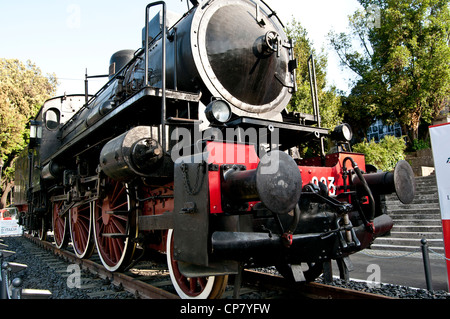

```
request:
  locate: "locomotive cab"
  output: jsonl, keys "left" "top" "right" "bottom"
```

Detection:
{"left": 36, "top": 95, "right": 86, "bottom": 162}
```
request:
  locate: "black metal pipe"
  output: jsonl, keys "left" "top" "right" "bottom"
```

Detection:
{"left": 211, "top": 230, "right": 335, "bottom": 263}
{"left": 221, "top": 167, "right": 259, "bottom": 202}
{"left": 421, "top": 238, "right": 433, "bottom": 291}
{"left": 1, "top": 262, "right": 7, "bottom": 299}
{"left": 353, "top": 214, "right": 394, "bottom": 250}
{"left": 307, "top": 55, "right": 320, "bottom": 127}
{"left": 352, "top": 171, "right": 395, "bottom": 195}
{"left": 352, "top": 160, "right": 416, "bottom": 205}
{"left": 212, "top": 231, "right": 282, "bottom": 255}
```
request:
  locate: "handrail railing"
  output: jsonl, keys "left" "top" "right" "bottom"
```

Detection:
{"left": 307, "top": 54, "right": 320, "bottom": 127}
{"left": 307, "top": 54, "right": 325, "bottom": 157}
{"left": 145, "top": 1, "right": 167, "bottom": 153}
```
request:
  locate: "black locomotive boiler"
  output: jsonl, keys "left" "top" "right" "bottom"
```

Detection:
{"left": 14, "top": 0, "right": 416, "bottom": 299}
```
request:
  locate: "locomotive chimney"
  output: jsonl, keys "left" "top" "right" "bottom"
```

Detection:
{"left": 109, "top": 50, "right": 135, "bottom": 80}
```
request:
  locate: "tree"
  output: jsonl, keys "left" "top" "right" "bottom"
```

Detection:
{"left": 352, "top": 135, "right": 406, "bottom": 171}
{"left": 285, "top": 19, "right": 343, "bottom": 130}
{"left": 0, "top": 59, "right": 57, "bottom": 207}
{"left": 329, "top": 0, "right": 450, "bottom": 144}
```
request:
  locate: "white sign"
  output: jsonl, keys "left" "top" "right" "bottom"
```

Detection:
{"left": 0, "top": 220, "right": 23, "bottom": 237}
{"left": 430, "top": 123, "right": 450, "bottom": 220}
{"left": 430, "top": 122, "right": 450, "bottom": 291}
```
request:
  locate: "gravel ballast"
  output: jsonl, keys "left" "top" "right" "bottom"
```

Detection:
{"left": 1, "top": 236, "right": 134, "bottom": 299}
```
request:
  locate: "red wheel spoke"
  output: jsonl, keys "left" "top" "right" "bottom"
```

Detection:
{"left": 75, "top": 224, "right": 87, "bottom": 248}
{"left": 78, "top": 218, "right": 89, "bottom": 233}
{"left": 189, "top": 278, "right": 197, "bottom": 294}
{"left": 93, "top": 178, "right": 135, "bottom": 271}
{"left": 110, "top": 183, "right": 125, "bottom": 207}
{"left": 69, "top": 202, "right": 94, "bottom": 258}
{"left": 111, "top": 217, "right": 126, "bottom": 234}
{"left": 198, "top": 278, "right": 207, "bottom": 290}
{"left": 109, "top": 200, "right": 127, "bottom": 212}
{"left": 110, "top": 237, "right": 123, "bottom": 263}
{"left": 52, "top": 201, "right": 68, "bottom": 249}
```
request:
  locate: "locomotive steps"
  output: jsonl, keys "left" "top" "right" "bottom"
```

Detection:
{"left": 371, "top": 175, "right": 445, "bottom": 253}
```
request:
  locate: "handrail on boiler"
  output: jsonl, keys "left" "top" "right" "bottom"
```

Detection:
{"left": 145, "top": 1, "right": 167, "bottom": 153}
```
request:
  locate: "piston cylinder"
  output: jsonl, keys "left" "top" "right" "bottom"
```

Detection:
{"left": 99, "top": 126, "right": 163, "bottom": 181}
{"left": 41, "top": 161, "right": 63, "bottom": 180}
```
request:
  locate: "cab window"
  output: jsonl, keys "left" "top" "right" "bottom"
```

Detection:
{"left": 44, "top": 108, "right": 61, "bottom": 130}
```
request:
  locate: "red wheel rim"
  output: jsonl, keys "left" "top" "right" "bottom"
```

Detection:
{"left": 52, "top": 201, "right": 68, "bottom": 249}
{"left": 93, "top": 178, "right": 136, "bottom": 271}
{"left": 70, "top": 202, "right": 94, "bottom": 258}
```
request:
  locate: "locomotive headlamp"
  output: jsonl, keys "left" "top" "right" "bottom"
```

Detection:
{"left": 205, "top": 100, "right": 232, "bottom": 124}
{"left": 29, "top": 120, "right": 42, "bottom": 148}
{"left": 30, "top": 120, "right": 42, "bottom": 139}
{"left": 331, "top": 123, "right": 353, "bottom": 142}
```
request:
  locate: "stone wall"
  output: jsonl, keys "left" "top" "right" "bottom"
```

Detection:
{"left": 405, "top": 148, "right": 435, "bottom": 176}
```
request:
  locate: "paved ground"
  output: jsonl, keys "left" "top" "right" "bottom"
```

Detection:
{"left": 332, "top": 249, "right": 449, "bottom": 292}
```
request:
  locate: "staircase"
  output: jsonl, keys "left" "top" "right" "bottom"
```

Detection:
{"left": 371, "top": 175, "right": 444, "bottom": 253}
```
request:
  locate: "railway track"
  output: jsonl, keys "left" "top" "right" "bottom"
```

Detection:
{"left": 14, "top": 234, "right": 393, "bottom": 300}
{"left": 23, "top": 233, "right": 178, "bottom": 299}
{"left": 241, "top": 269, "right": 395, "bottom": 299}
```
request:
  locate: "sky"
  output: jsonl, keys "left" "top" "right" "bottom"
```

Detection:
{"left": 0, "top": 0, "right": 362, "bottom": 97}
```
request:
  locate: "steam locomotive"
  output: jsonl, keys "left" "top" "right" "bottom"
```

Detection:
{"left": 14, "top": 0, "right": 416, "bottom": 299}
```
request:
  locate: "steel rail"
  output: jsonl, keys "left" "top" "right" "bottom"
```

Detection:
{"left": 242, "top": 269, "right": 396, "bottom": 300}
{"left": 25, "top": 233, "right": 179, "bottom": 299}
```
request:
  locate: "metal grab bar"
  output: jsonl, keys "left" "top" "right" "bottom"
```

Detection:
{"left": 307, "top": 54, "right": 320, "bottom": 127}
{"left": 145, "top": 1, "right": 167, "bottom": 152}
{"left": 308, "top": 54, "right": 326, "bottom": 157}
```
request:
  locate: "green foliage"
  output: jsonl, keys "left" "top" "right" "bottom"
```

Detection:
{"left": 329, "top": 0, "right": 450, "bottom": 144}
{"left": 410, "top": 138, "right": 431, "bottom": 152}
{"left": 352, "top": 135, "right": 407, "bottom": 171}
{"left": 285, "top": 18, "right": 343, "bottom": 130}
{"left": 0, "top": 58, "right": 57, "bottom": 188}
